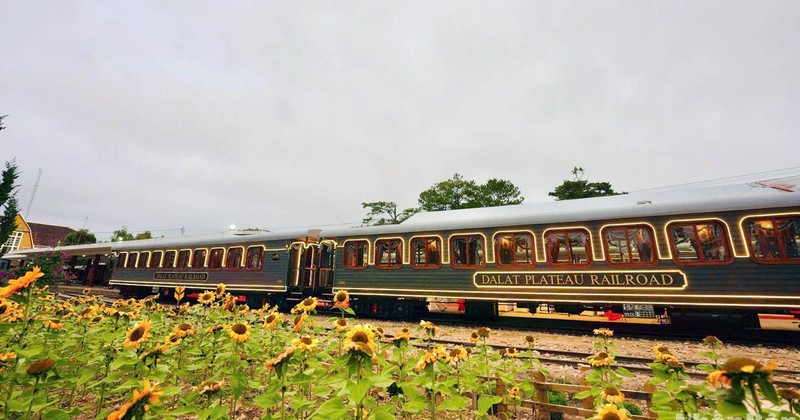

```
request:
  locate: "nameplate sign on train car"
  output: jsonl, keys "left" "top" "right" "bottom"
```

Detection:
{"left": 153, "top": 272, "right": 209, "bottom": 281}
{"left": 473, "top": 270, "right": 687, "bottom": 289}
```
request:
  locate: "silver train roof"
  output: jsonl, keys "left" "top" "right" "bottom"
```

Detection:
{"left": 6, "top": 171, "right": 799, "bottom": 257}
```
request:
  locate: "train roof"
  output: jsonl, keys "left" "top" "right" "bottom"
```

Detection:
{"left": 5, "top": 171, "right": 799, "bottom": 258}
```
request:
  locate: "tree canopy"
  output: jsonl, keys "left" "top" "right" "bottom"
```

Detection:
{"left": 548, "top": 167, "right": 622, "bottom": 200}
{"left": 61, "top": 229, "right": 97, "bottom": 246}
{"left": 361, "top": 174, "right": 524, "bottom": 226}
{"left": 0, "top": 161, "right": 20, "bottom": 257}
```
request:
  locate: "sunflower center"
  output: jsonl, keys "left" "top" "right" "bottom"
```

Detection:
{"left": 0, "top": 305, "right": 7, "bottom": 315}
{"left": 179, "top": 323, "right": 192, "bottom": 331}
{"left": 352, "top": 331, "right": 369, "bottom": 344}
{"left": 232, "top": 323, "right": 247, "bottom": 334}
{"left": 302, "top": 298, "right": 314, "bottom": 306}
{"left": 266, "top": 315, "right": 276, "bottom": 323}
{"left": 130, "top": 326, "right": 145, "bottom": 341}
{"left": 605, "top": 388, "right": 620, "bottom": 396}
{"left": 601, "top": 413, "right": 621, "bottom": 420}
{"left": 301, "top": 337, "right": 313, "bottom": 345}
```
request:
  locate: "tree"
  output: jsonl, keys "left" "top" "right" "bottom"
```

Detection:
{"left": 111, "top": 227, "right": 134, "bottom": 242}
{"left": 0, "top": 115, "right": 6, "bottom": 132}
{"left": 361, "top": 201, "right": 419, "bottom": 226}
{"left": 134, "top": 231, "right": 153, "bottom": 240}
{"left": 548, "top": 167, "right": 622, "bottom": 200}
{"left": 0, "top": 161, "right": 20, "bottom": 257}
{"left": 61, "top": 229, "right": 97, "bottom": 246}
{"left": 418, "top": 173, "right": 524, "bottom": 211}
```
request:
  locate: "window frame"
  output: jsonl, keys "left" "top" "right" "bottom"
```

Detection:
{"left": 742, "top": 215, "right": 800, "bottom": 265}
{"left": 149, "top": 251, "right": 163, "bottom": 270}
{"left": 208, "top": 248, "right": 225, "bottom": 271}
{"left": 493, "top": 231, "right": 535, "bottom": 269}
{"left": 126, "top": 252, "right": 138, "bottom": 269}
{"left": 374, "top": 238, "right": 403, "bottom": 270}
{"left": 449, "top": 234, "right": 486, "bottom": 270}
{"left": 245, "top": 246, "right": 265, "bottom": 271}
{"left": 191, "top": 249, "right": 207, "bottom": 270}
{"left": 162, "top": 250, "right": 176, "bottom": 270}
{"left": 226, "top": 246, "right": 244, "bottom": 270}
{"left": 543, "top": 228, "right": 594, "bottom": 268}
{"left": 116, "top": 252, "right": 128, "bottom": 269}
{"left": 342, "top": 240, "right": 369, "bottom": 270}
{"left": 601, "top": 224, "right": 659, "bottom": 267}
{"left": 410, "top": 236, "right": 442, "bottom": 270}
{"left": 136, "top": 251, "right": 150, "bottom": 269}
{"left": 176, "top": 249, "right": 191, "bottom": 270}
{"left": 666, "top": 220, "right": 734, "bottom": 266}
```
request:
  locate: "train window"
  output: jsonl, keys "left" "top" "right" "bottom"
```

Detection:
{"left": 450, "top": 234, "right": 485, "bottom": 269}
{"left": 545, "top": 229, "right": 593, "bottom": 267}
{"left": 668, "top": 221, "right": 732, "bottom": 265}
{"left": 116, "top": 253, "right": 127, "bottom": 269}
{"left": 126, "top": 252, "right": 138, "bottom": 269}
{"left": 226, "top": 247, "right": 243, "bottom": 270}
{"left": 494, "top": 232, "right": 534, "bottom": 268}
{"left": 411, "top": 237, "right": 442, "bottom": 269}
{"left": 246, "top": 246, "right": 264, "bottom": 270}
{"left": 343, "top": 240, "right": 369, "bottom": 269}
{"left": 162, "top": 251, "right": 176, "bottom": 269}
{"left": 176, "top": 250, "right": 190, "bottom": 269}
{"left": 191, "top": 249, "right": 207, "bottom": 269}
{"left": 744, "top": 216, "right": 800, "bottom": 264}
{"left": 602, "top": 225, "right": 658, "bottom": 266}
{"left": 137, "top": 252, "right": 150, "bottom": 269}
{"left": 150, "top": 251, "right": 163, "bottom": 269}
{"left": 208, "top": 248, "right": 224, "bottom": 270}
{"left": 375, "top": 239, "right": 403, "bottom": 270}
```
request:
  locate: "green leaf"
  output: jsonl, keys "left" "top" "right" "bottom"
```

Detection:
{"left": 370, "top": 408, "right": 396, "bottom": 420}
{"left": 615, "top": 366, "right": 634, "bottom": 378}
{"left": 477, "top": 395, "right": 503, "bottom": 414}
{"left": 403, "top": 395, "right": 428, "bottom": 413}
{"left": 371, "top": 373, "right": 395, "bottom": 388}
{"left": 573, "top": 389, "right": 595, "bottom": 400}
{"left": 438, "top": 395, "right": 469, "bottom": 411}
{"left": 348, "top": 378, "right": 373, "bottom": 404}
{"left": 41, "top": 408, "right": 70, "bottom": 420}
{"left": 310, "top": 398, "right": 349, "bottom": 419}
{"left": 716, "top": 399, "right": 748, "bottom": 418}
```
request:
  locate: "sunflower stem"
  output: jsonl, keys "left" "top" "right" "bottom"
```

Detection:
{"left": 24, "top": 376, "right": 40, "bottom": 420}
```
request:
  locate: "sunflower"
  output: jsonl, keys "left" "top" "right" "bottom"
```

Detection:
{"left": 469, "top": 331, "right": 481, "bottom": 343}
{"left": 394, "top": 327, "right": 411, "bottom": 341}
{"left": 702, "top": 335, "right": 722, "bottom": 345}
{"left": 108, "top": 379, "right": 162, "bottom": 420}
{"left": 198, "top": 379, "right": 225, "bottom": 395}
{"left": 595, "top": 403, "right": 630, "bottom": 420}
{"left": 197, "top": 291, "right": 215, "bottom": 305}
{"left": 593, "top": 328, "right": 613, "bottom": 337}
{"left": 265, "top": 347, "right": 296, "bottom": 370}
{"left": 292, "top": 313, "right": 308, "bottom": 333}
{"left": 140, "top": 344, "right": 169, "bottom": 360}
{"left": 334, "top": 317, "right": 348, "bottom": 332}
{"left": 261, "top": 313, "right": 282, "bottom": 330}
{"left": 26, "top": 358, "right": 56, "bottom": 376}
{"left": 445, "top": 346, "right": 468, "bottom": 364}
{"left": 373, "top": 326, "right": 385, "bottom": 339}
{"left": 589, "top": 351, "right": 614, "bottom": 367}
{"left": 165, "top": 332, "right": 183, "bottom": 346}
{"left": 124, "top": 319, "right": 153, "bottom": 349}
{"left": 778, "top": 388, "right": 800, "bottom": 402}
{"left": 524, "top": 335, "right": 535, "bottom": 347}
{"left": 0, "top": 267, "right": 45, "bottom": 298}
{"left": 652, "top": 345, "right": 674, "bottom": 362}
{"left": 227, "top": 322, "right": 251, "bottom": 343}
{"left": 345, "top": 324, "right": 376, "bottom": 357}
{"left": 0, "top": 299, "right": 18, "bottom": 318}
{"left": 82, "top": 288, "right": 91, "bottom": 295}
{"left": 295, "top": 297, "right": 318, "bottom": 313}
{"left": 706, "top": 370, "right": 730, "bottom": 387}
{"left": 173, "top": 322, "right": 196, "bottom": 338}
{"left": 414, "top": 347, "right": 445, "bottom": 372}
{"left": 333, "top": 290, "right": 350, "bottom": 308}
{"left": 39, "top": 294, "right": 54, "bottom": 302}
{"left": 503, "top": 347, "right": 519, "bottom": 358}
{"left": 601, "top": 387, "right": 625, "bottom": 404}
{"left": 476, "top": 326, "right": 491, "bottom": 338}
{"left": 0, "top": 352, "right": 16, "bottom": 362}
{"left": 292, "top": 336, "right": 319, "bottom": 352}
{"left": 174, "top": 286, "right": 185, "bottom": 302}
{"left": 215, "top": 283, "right": 226, "bottom": 298}
{"left": 507, "top": 387, "right": 521, "bottom": 400}
{"left": 205, "top": 324, "right": 224, "bottom": 334}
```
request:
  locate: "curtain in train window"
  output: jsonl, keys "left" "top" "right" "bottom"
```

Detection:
{"left": 246, "top": 247, "right": 264, "bottom": 270}
{"left": 116, "top": 253, "right": 127, "bottom": 269}
{"left": 162, "top": 251, "right": 176, "bottom": 269}
{"left": 451, "top": 235, "right": 484, "bottom": 268}
{"left": 603, "top": 226, "right": 656, "bottom": 265}
{"left": 137, "top": 252, "right": 150, "bottom": 269}
{"left": 545, "top": 230, "right": 592, "bottom": 266}
{"left": 669, "top": 222, "right": 731, "bottom": 264}
{"left": 343, "top": 241, "right": 368, "bottom": 269}
{"left": 411, "top": 237, "right": 441, "bottom": 268}
{"left": 126, "top": 252, "right": 138, "bottom": 269}
{"left": 208, "top": 248, "right": 224, "bottom": 269}
{"left": 191, "top": 249, "right": 207, "bottom": 269}
{"left": 176, "top": 250, "right": 190, "bottom": 269}
{"left": 375, "top": 239, "right": 403, "bottom": 269}
{"left": 746, "top": 217, "right": 800, "bottom": 262}
{"left": 149, "top": 251, "right": 162, "bottom": 269}
{"left": 226, "top": 247, "right": 243, "bottom": 269}
{"left": 495, "top": 232, "right": 533, "bottom": 267}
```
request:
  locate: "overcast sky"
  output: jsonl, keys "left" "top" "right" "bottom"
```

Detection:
{"left": 2, "top": 1, "right": 799, "bottom": 241}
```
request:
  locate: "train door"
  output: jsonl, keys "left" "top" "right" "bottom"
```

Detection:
{"left": 286, "top": 239, "right": 335, "bottom": 296}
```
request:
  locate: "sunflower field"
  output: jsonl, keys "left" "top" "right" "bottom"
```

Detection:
{"left": 1, "top": 267, "right": 799, "bottom": 420}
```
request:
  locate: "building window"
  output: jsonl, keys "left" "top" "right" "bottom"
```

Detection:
{"left": 545, "top": 229, "right": 592, "bottom": 267}
{"left": 162, "top": 251, "right": 176, "bottom": 269}
{"left": 411, "top": 237, "right": 441, "bottom": 269}
{"left": 450, "top": 234, "right": 485, "bottom": 269}
{"left": 602, "top": 225, "right": 657, "bottom": 266}
{"left": 343, "top": 240, "right": 368, "bottom": 269}
{"left": 116, "top": 252, "right": 127, "bottom": 269}
{"left": 246, "top": 246, "right": 264, "bottom": 270}
{"left": 0, "top": 231, "right": 23, "bottom": 255}
{"left": 149, "top": 251, "right": 162, "bottom": 269}
{"left": 375, "top": 239, "right": 403, "bottom": 269}
{"left": 126, "top": 252, "right": 138, "bottom": 269}
{"left": 668, "top": 221, "right": 732, "bottom": 265}
{"left": 494, "top": 232, "right": 534, "bottom": 268}
{"left": 137, "top": 252, "right": 150, "bottom": 269}
{"left": 208, "top": 248, "right": 224, "bottom": 270}
{"left": 226, "top": 247, "right": 243, "bottom": 270}
{"left": 192, "top": 249, "right": 207, "bottom": 269}
{"left": 744, "top": 216, "right": 800, "bottom": 264}
{"left": 176, "top": 250, "right": 190, "bottom": 269}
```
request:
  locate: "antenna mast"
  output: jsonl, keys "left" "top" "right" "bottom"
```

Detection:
{"left": 24, "top": 168, "right": 42, "bottom": 219}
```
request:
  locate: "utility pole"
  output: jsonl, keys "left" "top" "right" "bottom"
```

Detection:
{"left": 25, "top": 168, "right": 42, "bottom": 219}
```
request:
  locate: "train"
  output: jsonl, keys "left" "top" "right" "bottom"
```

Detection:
{"left": 7, "top": 172, "right": 800, "bottom": 328}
